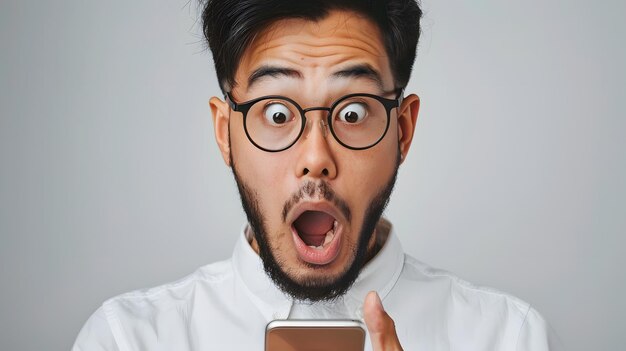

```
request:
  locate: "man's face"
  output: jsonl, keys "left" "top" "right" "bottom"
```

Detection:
{"left": 211, "top": 11, "right": 418, "bottom": 301}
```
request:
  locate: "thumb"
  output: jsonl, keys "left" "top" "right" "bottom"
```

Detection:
{"left": 363, "top": 291, "right": 403, "bottom": 351}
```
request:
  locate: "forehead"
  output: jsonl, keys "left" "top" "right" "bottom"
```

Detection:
{"left": 234, "top": 10, "right": 393, "bottom": 96}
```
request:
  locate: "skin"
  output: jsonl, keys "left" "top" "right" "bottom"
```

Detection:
{"left": 210, "top": 10, "right": 419, "bottom": 350}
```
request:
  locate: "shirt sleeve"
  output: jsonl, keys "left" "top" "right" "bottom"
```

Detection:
{"left": 72, "top": 306, "right": 120, "bottom": 351}
{"left": 516, "top": 306, "right": 565, "bottom": 351}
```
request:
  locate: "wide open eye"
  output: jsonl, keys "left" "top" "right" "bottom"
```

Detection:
{"left": 337, "top": 102, "right": 367, "bottom": 124}
{"left": 263, "top": 102, "right": 294, "bottom": 126}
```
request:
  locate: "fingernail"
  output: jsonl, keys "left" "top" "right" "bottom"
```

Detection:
{"left": 369, "top": 291, "right": 383, "bottom": 309}
{"left": 374, "top": 292, "right": 383, "bottom": 309}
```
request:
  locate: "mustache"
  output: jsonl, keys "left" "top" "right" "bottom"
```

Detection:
{"left": 282, "top": 181, "right": 352, "bottom": 223}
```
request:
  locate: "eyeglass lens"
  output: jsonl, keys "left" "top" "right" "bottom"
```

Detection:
{"left": 244, "top": 96, "right": 389, "bottom": 151}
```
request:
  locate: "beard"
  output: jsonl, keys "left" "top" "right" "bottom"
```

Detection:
{"left": 230, "top": 150, "right": 400, "bottom": 302}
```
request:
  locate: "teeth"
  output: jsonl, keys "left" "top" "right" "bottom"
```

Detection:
{"left": 306, "top": 222, "right": 338, "bottom": 250}
{"left": 323, "top": 231, "right": 334, "bottom": 245}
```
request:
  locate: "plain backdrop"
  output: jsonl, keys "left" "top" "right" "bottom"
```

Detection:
{"left": 1, "top": 0, "right": 624, "bottom": 350}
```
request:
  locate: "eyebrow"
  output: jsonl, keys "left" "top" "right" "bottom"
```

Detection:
{"left": 331, "top": 64, "right": 386, "bottom": 92}
{"left": 246, "top": 63, "right": 386, "bottom": 92}
{"left": 247, "top": 66, "right": 302, "bottom": 90}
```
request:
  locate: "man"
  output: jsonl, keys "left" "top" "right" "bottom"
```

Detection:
{"left": 73, "top": 0, "right": 560, "bottom": 350}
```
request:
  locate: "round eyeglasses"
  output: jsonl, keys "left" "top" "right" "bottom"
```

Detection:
{"left": 225, "top": 90, "right": 403, "bottom": 152}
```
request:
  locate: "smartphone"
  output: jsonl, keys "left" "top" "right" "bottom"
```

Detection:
{"left": 265, "top": 319, "right": 366, "bottom": 351}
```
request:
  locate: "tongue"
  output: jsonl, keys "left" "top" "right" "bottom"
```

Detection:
{"left": 294, "top": 211, "right": 335, "bottom": 246}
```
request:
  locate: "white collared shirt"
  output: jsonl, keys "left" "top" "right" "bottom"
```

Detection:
{"left": 73, "top": 224, "right": 562, "bottom": 350}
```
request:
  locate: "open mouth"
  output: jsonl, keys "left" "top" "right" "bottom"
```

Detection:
{"left": 290, "top": 209, "right": 343, "bottom": 266}
{"left": 293, "top": 211, "right": 337, "bottom": 248}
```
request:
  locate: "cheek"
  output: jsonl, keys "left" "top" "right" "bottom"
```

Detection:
{"left": 339, "top": 144, "right": 397, "bottom": 212}
{"left": 231, "top": 122, "right": 279, "bottom": 183}
{"left": 235, "top": 151, "right": 287, "bottom": 195}
{"left": 345, "top": 132, "right": 398, "bottom": 185}
{"left": 230, "top": 131, "right": 295, "bottom": 221}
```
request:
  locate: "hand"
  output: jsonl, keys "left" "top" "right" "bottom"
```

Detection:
{"left": 363, "top": 291, "right": 403, "bottom": 351}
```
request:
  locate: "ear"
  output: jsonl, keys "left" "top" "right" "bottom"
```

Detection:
{"left": 209, "top": 96, "right": 232, "bottom": 167}
{"left": 396, "top": 94, "right": 420, "bottom": 164}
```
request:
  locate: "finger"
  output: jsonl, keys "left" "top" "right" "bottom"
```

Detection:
{"left": 363, "top": 291, "right": 403, "bottom": 351}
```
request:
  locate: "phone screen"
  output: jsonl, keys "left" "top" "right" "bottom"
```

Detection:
{"left": 265, "top": 319, "right": 365, "bottom": 351}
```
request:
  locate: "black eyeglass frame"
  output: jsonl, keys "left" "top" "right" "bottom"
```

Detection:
{"left": 225, "top": 90, "right": 404, "bottom": 152}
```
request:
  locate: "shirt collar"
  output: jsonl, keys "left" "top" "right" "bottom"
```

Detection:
{"left": 231, "top": 225, "right": 293, "bottom": 321}
{"left": 231, "top": 219, "right": 405, "bottom": 321}
{"left": 344, "top": 219, "right": 405, "bottom": 309}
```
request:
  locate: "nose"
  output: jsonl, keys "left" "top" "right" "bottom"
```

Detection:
{"left": 294, "top": 112, "right": 337, "bottom": 179}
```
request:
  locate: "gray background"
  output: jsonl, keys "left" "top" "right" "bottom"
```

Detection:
{"left": 1, "top": 0, "right": 624, "bottom": 350}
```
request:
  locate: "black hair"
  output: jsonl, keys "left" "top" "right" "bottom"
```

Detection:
{"left": 201, "top": 0, "right": 422, "bottom": 93}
